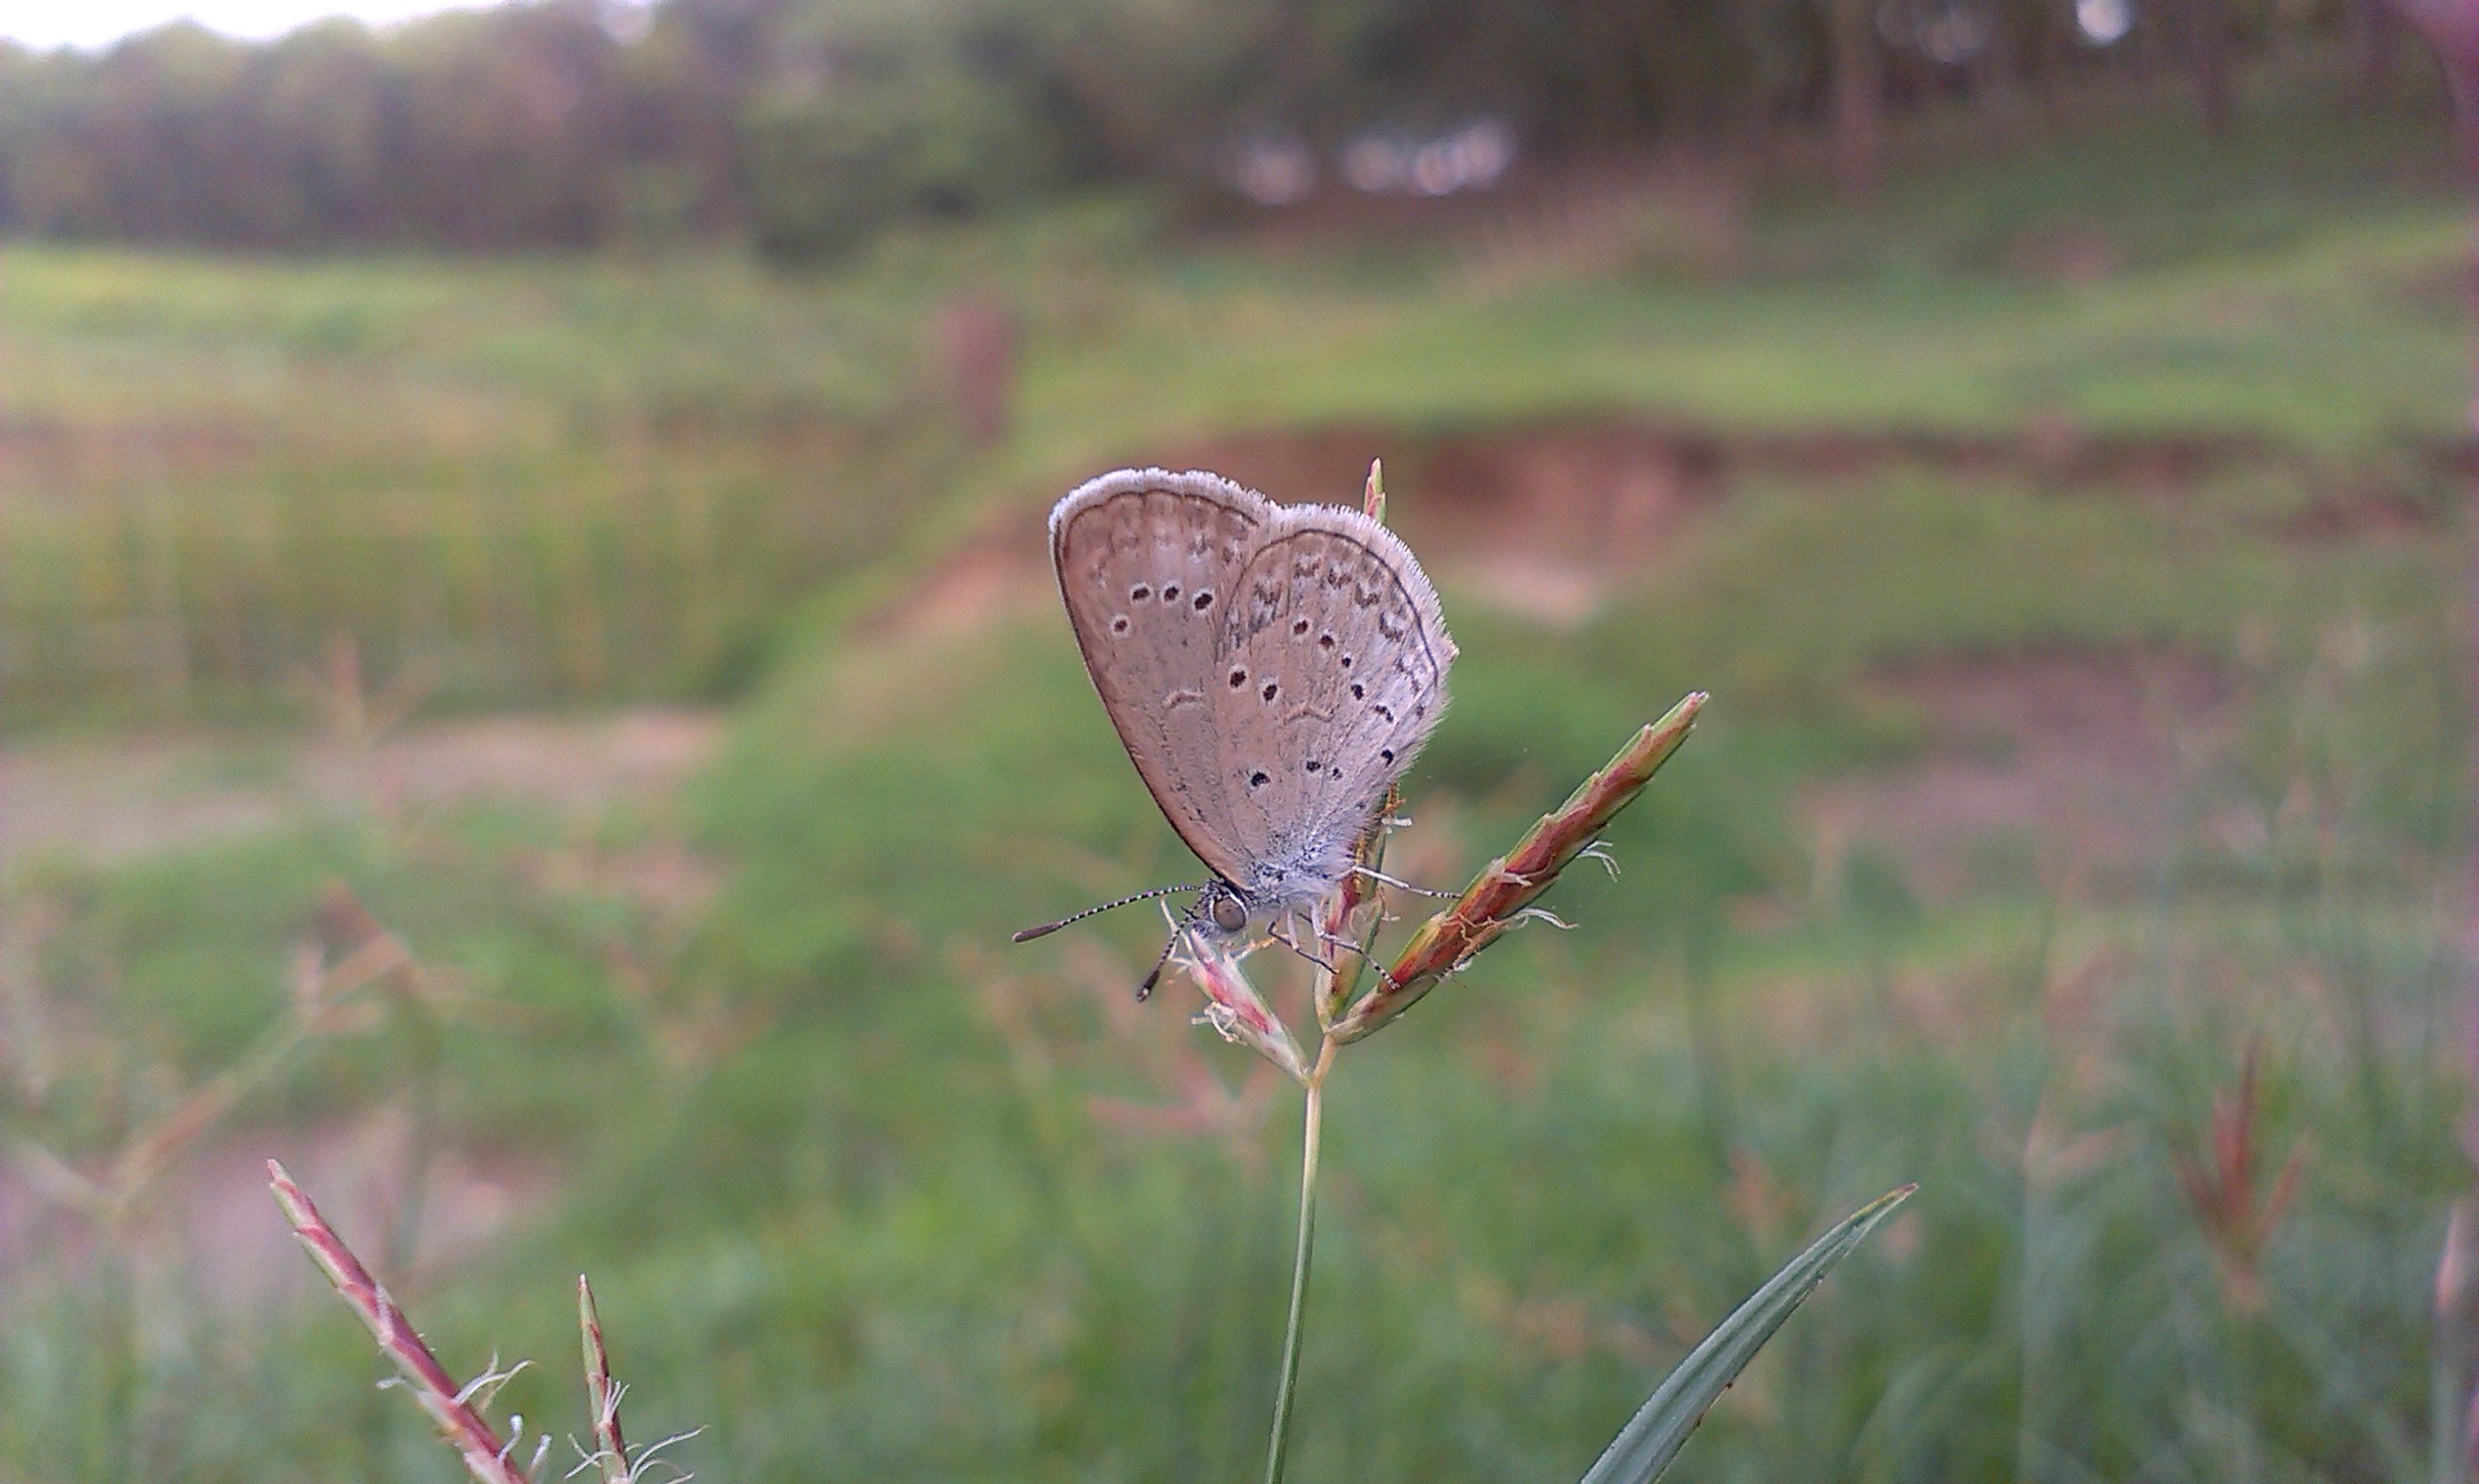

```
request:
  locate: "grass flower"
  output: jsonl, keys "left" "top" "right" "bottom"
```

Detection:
{"left": 1142, "top": 463, "right": 1902, "bottom": 1484}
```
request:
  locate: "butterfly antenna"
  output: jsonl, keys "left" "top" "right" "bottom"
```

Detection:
{"left": 1012, "top": 884, "right": 1204, "bottom": 943}
{"left": 1134, "top": 929, "right": 1183, "bottom": 1002}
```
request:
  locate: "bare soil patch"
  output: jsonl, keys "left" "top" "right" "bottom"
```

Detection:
{"left": 1801, "top": 650, "right": 2250, "bottom": 902}
{"left": 1, "top": 709, "right": 724, "bottom": 866}
{"left": 909, "top": 416, "right": 2447, "bottom": 634}
{"left": 0, "top": 1106, "right": 558, "bottom": 1323}
{"left": 0, "top": 416, "right": 261, "bottom": 488}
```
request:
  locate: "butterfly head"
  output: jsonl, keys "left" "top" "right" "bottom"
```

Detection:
{"left": 1196, "top": 879, "right": 1254, "bottom": 938}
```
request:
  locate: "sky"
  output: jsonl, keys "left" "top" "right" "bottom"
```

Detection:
{"left": 0, "top": 0, "right": 484, "bottom": 51}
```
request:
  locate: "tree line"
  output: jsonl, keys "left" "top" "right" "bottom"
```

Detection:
{"left": 0, "top": 0, "right": 2410, "bottom": 260}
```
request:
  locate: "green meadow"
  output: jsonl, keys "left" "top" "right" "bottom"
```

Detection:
{"left": 1, "top": 65, "right": 2471, "bottom": 1481}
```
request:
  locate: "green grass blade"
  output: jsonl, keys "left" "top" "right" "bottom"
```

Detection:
{"left": 1579, "top": 1184, "right": 1917, "bottom": 1484}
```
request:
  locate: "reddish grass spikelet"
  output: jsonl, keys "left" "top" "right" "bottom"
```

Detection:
{"left": 2169, "top": 1040, "right": 2303, "bottom": 1314}
{"left": 1333, "top": 690, "right": 1705, "bottom": 1043}
{"left": 274, "top": 1164, "right": 700, "bottom": 1483}
{"left": 580, "top": 1277, "right": 630, "bottom": 1484}
{"left": 269, "top": 1160, "right": 536, "bottom": 1484}
{"left": 1174, "top": 932, "right": 1311, "bottom": 1082}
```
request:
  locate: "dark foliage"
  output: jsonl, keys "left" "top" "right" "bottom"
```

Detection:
{"left": 0, "top": 0, "right": 2375, "bottom": 259}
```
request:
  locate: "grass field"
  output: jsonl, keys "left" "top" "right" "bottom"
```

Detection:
{"left": 0, "top": 58, "right": 2472, "bottom": 1483}
{"left": 1, "top": 63, "right": 2468, "bottom": 719}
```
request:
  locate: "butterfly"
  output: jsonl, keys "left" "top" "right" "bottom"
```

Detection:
{"left": 1014, "top": 468, "right": 1456, "bottom": 996}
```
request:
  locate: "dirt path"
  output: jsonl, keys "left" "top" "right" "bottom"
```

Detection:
{"left": 0, "top": 709, "right": 724, "bottom": 866}
{"left": 1801, "top": 651, "right": 2249, "bottom": 902}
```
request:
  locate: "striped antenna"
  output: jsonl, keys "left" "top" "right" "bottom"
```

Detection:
{"left": 1012, "top": 884, "right": 1203, "bottom": 943}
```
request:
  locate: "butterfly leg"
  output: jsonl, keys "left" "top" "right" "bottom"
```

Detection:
{"left": 1349, "top": 864, "right": 1459, "bottom": 900}
{"left": 1309, "top": 927, "right": 1414, "bottom": 995}
{"left": 1304, "top": 928, "right": 1412, "bottom": 998}
{"left": 1265, "top": 918, "right": 1339, "bottom": 975}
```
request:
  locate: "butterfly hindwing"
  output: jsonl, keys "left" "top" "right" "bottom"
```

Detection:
{"left": 1215, "top": 513, "right": 1452, "bottom": 887}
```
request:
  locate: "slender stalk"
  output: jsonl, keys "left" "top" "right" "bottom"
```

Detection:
{"left": 1242, "top": 692, "right": 1703, "bottom": 1479}
{"left": 1264, "top": 1062, "right": 1327, "bottom": 1484}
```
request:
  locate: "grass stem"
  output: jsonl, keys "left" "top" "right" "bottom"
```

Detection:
{"left": 1264, "top": 1063, "right": 1327, "bottom": 1484}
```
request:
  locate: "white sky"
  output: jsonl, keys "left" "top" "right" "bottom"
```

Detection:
{"left": 0, "top": 0, "right": 489, "bottom": 52}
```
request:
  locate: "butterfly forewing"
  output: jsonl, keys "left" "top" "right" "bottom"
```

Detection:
{"left": 1050, "top": 471, "right": 1267, "bottom": 884}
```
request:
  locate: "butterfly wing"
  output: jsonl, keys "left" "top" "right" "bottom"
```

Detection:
{"left": 1049, "top": 469, "right": 1270, "bottom": 884}
{"left": 1212, "top": 504, "right": 1455, "bottom": 895}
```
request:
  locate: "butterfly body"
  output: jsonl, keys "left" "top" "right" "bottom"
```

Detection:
{"left": 1043, "top": 469, "right": 1456, "bottom": 979}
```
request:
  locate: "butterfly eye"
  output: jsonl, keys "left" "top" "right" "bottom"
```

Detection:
{"left": 1211, "top": 895, "right": 1248, "bottom": 933}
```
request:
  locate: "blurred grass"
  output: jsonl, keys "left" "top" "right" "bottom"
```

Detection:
{"left": 1, "top": 57, "right": 2473, "bottom": 1484}
{"left": 0, "top": 65, "right": 2467, "bottom": 718}
{"left": 6, "top": 449, "right": 2464, "bottom": 1476}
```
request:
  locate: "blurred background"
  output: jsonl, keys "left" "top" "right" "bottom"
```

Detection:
{"left": 0, "top": 0, "right": 2472, "bottom": 1478}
